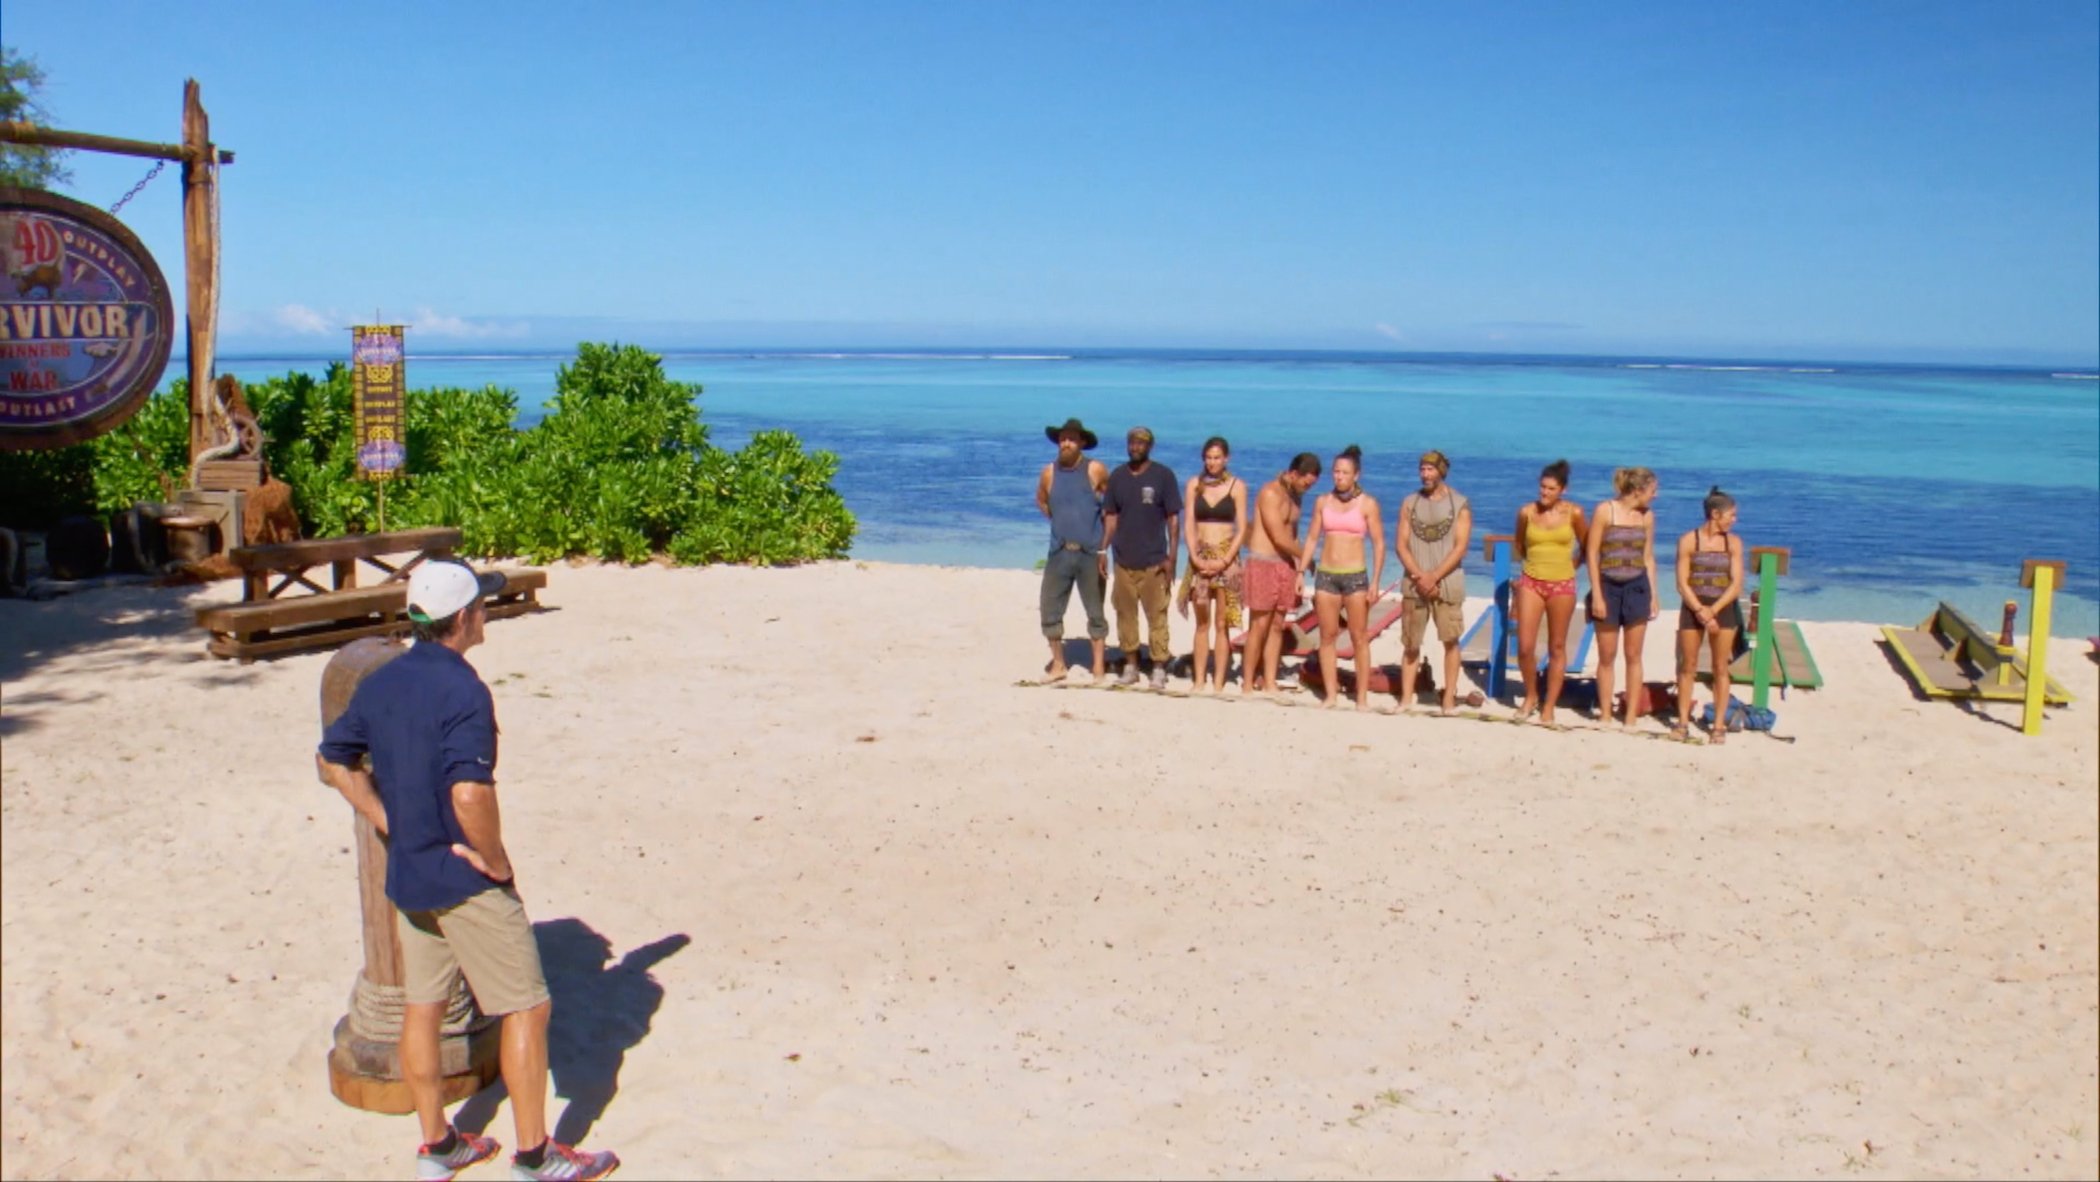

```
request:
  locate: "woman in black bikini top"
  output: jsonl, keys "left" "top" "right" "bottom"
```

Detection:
{"left": 1179, "top": 436, "right": 1249, "bottom": 694}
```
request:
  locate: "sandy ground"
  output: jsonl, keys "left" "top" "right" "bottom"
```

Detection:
{"left": 2, "top": 561, "right": 2095, "bottom": 1180}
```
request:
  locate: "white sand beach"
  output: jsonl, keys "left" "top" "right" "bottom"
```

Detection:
{"left": 3, "top": 561, "right": 2095, "bottom": 1180}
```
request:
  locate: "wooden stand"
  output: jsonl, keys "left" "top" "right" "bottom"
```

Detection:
{"left": 320, "top": 638, "right": 499, "bottom": 1113}
{"left": 1879, "top": 559, "right": 2072, "bottom": 736}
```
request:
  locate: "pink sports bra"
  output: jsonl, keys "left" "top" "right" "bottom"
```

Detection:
{"left": 1320, "top": 496, "right": 1366, "bottom": 536}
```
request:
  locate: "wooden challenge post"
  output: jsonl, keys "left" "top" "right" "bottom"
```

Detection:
{"left": 319, "top": 638, "right": 500, "bottom": 1112}
{"left": 1483, "top": 534, "right": 1515, "bottom": 701}
{"left": 2018, "top": 560, "right": 2064, "bottom": 738}
{"left": 1746, "top": 546, "right": 1789, "bottom": 711}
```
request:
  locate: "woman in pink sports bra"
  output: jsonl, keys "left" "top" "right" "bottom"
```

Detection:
{"left": 1299, "top": 444, "right": 1386, "bottom": 710}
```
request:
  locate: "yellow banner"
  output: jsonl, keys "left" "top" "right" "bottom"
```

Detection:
{"left": 350, "top": 325, "right": 406, "bottom": 480}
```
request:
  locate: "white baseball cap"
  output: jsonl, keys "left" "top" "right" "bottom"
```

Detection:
{"left": 407, "top": 559, "right": 506, "bottom": 624}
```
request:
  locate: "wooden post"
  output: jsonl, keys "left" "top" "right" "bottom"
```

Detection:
{"left": 319, "top": 638, "right": 499, "bottom": 1113}
{"left": 182, "top": 81, "right": 218, "bottom": 468}
{"left": 0, "top": 120, "right": 233, "bottom": 165}
{"left": 2019, "top": 561, "right": 2062, "bottom": 738}
{"left": 1484, "top": 534, "right": 1513, "bottom": 701}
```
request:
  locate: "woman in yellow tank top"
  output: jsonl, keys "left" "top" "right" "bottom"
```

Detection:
{"left": 1511, "top": 459, "right": 1588, "bottom": 725}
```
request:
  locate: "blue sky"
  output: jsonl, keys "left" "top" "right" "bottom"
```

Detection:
{"left": 9, "top": 1, "right": 2097, "bottom": 364}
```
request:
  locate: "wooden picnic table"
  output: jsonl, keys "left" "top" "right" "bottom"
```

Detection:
{"left": 227, "top": 526, "right": 460, "bottom": 603}
{"left": 197, "top": 527, "right": 547, "bottom": 662}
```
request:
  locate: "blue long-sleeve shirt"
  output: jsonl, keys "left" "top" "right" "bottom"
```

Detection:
{"left": 318, "top": 642, "right": 502, "bottom": 912}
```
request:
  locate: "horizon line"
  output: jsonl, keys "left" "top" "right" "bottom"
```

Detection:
{"left": 175, "top": 344, "right": 2100, "bottom": 374}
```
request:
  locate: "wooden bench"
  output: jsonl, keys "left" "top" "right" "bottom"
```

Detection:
{"left": 1881, "top": 599, "right": 2071, "bottom": 706}
{"left": 197, "top": 567, "right": 546, "bottom": 662}
{"left": 195, "top": 522, "right": 550, "bottom": 663}
{"left": 227, "top": 526, "right": 463, "bottom": 602}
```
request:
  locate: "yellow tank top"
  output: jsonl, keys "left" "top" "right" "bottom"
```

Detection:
{"left": 1522, "top": 512, "right": 1577, "bottom": 581}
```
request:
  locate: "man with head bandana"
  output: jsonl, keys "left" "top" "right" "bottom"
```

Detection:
{"left": 1396, "top": 450, "right": 1473, "bottom": 713}
{"left": 1102, "top": 426, "right": 1183, "bottom": 688}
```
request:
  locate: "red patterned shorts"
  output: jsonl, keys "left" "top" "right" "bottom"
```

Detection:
{"left": 1244, "top": 555, "right": 1301, "bottom": 613}
{"left": 1517, "top": 572, "right": 1577, "bottom": 600}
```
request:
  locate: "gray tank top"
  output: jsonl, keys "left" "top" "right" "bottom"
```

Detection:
{"left": 1402, "top": 488, "right": 1468, "bottom": 603}
{"left": 1047, "top": 461, "right": 1102, "bottom": 552}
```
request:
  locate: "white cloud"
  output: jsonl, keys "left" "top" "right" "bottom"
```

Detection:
{"left": 1373, "top": 322, "right": 1406, "bottom": 341}
{"left": 406, "top": 307, "right": 529, "bottom": 340}
{"left": 273, "top": 303, "right": 337, "bottom": 335}
{"left": 254, "top": 303, "right": 525, "bottom": 340}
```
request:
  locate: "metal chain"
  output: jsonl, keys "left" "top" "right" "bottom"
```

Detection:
{"left": 109, "top": 160, "right": 167, "bottom": 215}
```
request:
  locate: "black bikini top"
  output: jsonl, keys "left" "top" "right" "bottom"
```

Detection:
{"left": 1194, "top": 483, "right": 1236, "bottom": 523}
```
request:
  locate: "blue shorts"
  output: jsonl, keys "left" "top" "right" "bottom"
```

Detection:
{"left": 1598, "top": 573, "right": 1652, "bottom": 627}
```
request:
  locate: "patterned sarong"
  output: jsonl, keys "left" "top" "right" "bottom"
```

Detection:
{"left": 1177, "top": 540, "right": 1243, "bottom": 628}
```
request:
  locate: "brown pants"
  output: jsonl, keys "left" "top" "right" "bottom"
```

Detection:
{"left": 1112, "top": 563, "right": 1172, "bottom": 664}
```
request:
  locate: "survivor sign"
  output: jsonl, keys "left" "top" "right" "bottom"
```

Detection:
{"left": 351, "top": 324, "right": 406, "bottom": 479}
{"left": 0, "top": 187, "right": 176, "bottom": 451}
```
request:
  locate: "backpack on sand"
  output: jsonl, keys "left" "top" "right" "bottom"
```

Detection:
{"left": 1700, "top": 696, "right": 1786, "bottom": 739}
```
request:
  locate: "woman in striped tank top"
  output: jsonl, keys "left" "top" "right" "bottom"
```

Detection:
{"left": 1586, "top": 467, "right": 1659, "bottom": 731}
{"left": 1673, "top": 486, "right": 1745, "bottom": 743}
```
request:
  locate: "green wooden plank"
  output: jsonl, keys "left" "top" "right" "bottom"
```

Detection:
{"left": 1773, "top": 619, "right": 1823, "bottom": 688}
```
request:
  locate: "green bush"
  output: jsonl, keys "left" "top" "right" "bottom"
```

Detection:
{"left": 0, "top": 381, "right": 186, "bottom": 527}
{"left": 0, "top": 343, "right": 856, "bottom": 567}
{"left": 671, "top": 431, "right": 854, "bottom": 565}
{"left": 0, "top": 442, "right": 95, "bottom": 529}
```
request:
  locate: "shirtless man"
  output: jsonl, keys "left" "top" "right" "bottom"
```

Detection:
{"left": 1240, "top": 452, "right": 1322, "bottom": 694}
{"left": 1035, "top": 417, "right": 1111, "bottom": 681}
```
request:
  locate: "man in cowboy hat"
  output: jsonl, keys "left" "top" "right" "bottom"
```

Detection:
{"left": 1034, "top": 417, "right": 1110, "bottom": 681}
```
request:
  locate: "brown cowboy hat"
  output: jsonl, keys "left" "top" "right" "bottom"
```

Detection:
{"left": 1043, "top": 418, "right": 1098, "bottom": 449}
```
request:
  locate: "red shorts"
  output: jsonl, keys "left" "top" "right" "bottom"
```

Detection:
{"left": 1517, "top": 572, "right": 1577, "bottom": 600}
{"left": 1244, "top": 556, "right": 1301, "bottom": 613}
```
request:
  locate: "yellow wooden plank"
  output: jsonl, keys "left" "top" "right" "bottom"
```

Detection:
{"left": 1882, "top": 624, "right": 2069, "bottom": 704}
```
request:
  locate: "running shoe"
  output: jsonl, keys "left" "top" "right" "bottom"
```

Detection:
{"left": 510, "top": 1141, "right": 620, "bottom": 1181}
{"left": 417, "top": 1128, "right": 500, "bottom": 1180}
{"left": 1117, "top": 664, "right": 1141, "bottom": 686}
{"left": 1148, "top": 666, "right": 1168, "bottom": 690}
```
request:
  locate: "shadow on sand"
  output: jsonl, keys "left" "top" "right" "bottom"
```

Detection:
{"left": 1871, "top": 635, "right": 2027, "bottom": 734}
{"left": 0, "top": 581, "right": 217, "bottom": 685}
{"left": 456, "top": 918, "right": 690, "bottom": 1145}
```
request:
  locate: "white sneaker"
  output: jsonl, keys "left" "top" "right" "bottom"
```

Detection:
{"left": 1148, "top": 667, "right": 1169, "bottom": 690}
{"left": 1117, "top": 665, "right": 1141, "bottom": 686}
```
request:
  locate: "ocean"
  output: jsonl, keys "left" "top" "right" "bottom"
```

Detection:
{"left": 191, "top": 349, "right": 2100, "bottom": 634}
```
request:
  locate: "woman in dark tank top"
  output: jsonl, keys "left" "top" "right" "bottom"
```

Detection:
{"left": 1673, "top": 486, "right": 1746, "bottom": 743}
{"left": 1178, "top": 436, "right": 1248, "bottom": 693}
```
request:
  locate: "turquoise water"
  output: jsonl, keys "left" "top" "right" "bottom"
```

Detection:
{"left": 196, "top": 350, "right": 2100, "bottom": 632}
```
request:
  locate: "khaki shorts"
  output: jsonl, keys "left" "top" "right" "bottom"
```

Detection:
{"left": 1403, "top": 596, "right": 1464, "bottom": 650}
{"left": 398, "top": 886, "right": 549, "bottom": 1016}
